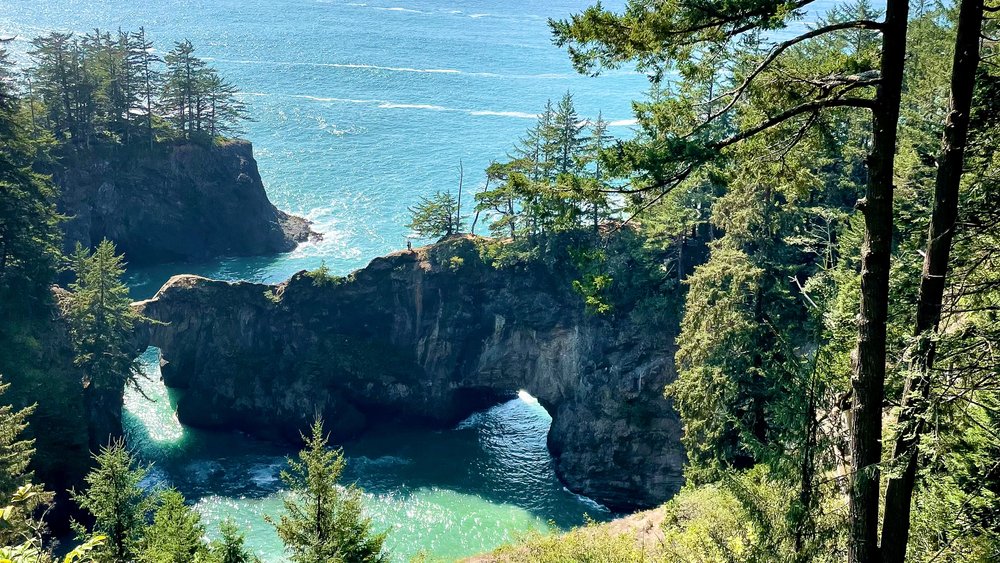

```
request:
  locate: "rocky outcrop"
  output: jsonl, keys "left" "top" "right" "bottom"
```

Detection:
{"left": 55, "top": 140, "right": 316, "bottom": 264}
{"left": 3, "top": 288, "right": 125, "bottom": 532}
{"left": 135, "top": 236, "right": 685, "bottom": 511}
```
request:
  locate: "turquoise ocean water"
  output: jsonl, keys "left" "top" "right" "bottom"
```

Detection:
{"left": 0, "top": 0, "right": 842, "bottom": 559}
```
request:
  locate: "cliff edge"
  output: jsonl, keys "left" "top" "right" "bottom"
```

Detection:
{"left": 55, "top": 139, "right": 316, "bottom": 264}
{"left": 135, "top": 235, "right": 686, "bottom": 511}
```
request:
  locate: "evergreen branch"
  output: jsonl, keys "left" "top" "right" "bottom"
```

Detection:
{"left": 700, "top": 20, "right": 883, "bottom": 125}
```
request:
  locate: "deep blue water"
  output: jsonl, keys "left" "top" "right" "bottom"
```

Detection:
{"left": 1, "top": 0, "right": 654, "bottom": 296}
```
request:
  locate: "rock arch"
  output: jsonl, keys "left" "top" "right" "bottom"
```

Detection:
{"left": 135, "top": 238, "right": 685, "bottom": 510}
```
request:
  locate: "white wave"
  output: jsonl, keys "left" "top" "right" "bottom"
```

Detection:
{"left": 338, "top": 63, "right": 460, "bottom": 74}
{"left": 378, "top": 102, "right": 449, "bottom": 111}
{"left": 290, "top": 94, "right": 601, "bottom": 123}
{"left": 563, "top": 487, "right": 612, "bottom": 512}
{"left": 212, "top": 58, "right": 494, "bottom": 76}
{"left": 609, "top": 119, "right": 638, "bottom": 127}
{"left": 293, "top": 94, "right": 380, "bottom": 104}
{"left": 249, "top": 463, "right": 281, "bottom": 487}
{"left": 469, "top": 110, "right": 538, "bottom": 119}
{"left": 375, "top": 6, "right": 424, "bottom": 13}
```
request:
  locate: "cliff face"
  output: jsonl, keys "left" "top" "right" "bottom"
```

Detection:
{"left": 135, "top": 237, "right": 686, "bottom": 511}
{"left": 4, "top": 289, "right": 125, "bottom": 532}
{"left": 55, "top": 140, "right": 314, "bottom": 264}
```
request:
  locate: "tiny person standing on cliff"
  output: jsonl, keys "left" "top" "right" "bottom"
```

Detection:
{"left": 407, "top": 239, "right": 412, "bottom": 252}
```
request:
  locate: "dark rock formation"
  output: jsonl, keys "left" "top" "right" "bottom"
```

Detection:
{"left": 54, "top": 140, "right": 316, "bottom": 264}
{"left": 135, "top": 236, "right": 685, "bottom": 511}
{"left": 4, "top": 288, "right": 125, "bottom": 532}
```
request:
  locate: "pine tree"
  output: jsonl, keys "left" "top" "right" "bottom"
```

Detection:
{"left": 0, "top": 47, "right": 62, "bottom": 307}
{"left": 128, "top": 27, "right": 161, "bottom": 148}
{"left": 200, "top": 69, "right": 249, "bottom": 138}
{"left": 66, "top": 239, "right": 144, "bottom": 393}
{"left": 267, "top": 419, "right": 388, "bottom": 563}
{"left": 407, "top": 191, "right": 462, "bottom": 239}
{"left": 71, "top": 439, "right": 154, "bottom": 563}
{"left": 0, "top": 377, "right": 53, "bottom": 553}
{"left": 140, "top": 489, "right": 208, "bottom": 563}
{"left": 553, "top": 2, "right": 910, "bottom": 558}
{"left": 474, "top": 162, "right": 525, "bottom": 239}
{"left": 207, "top": 519, "right": 261, "bottom": 563}
{"left": 552, "top": 92, "right": 586, "bottom": 175}
{"left": 580, "top": 112, "right": 613, "bottom": 231}
{"left": 0, "top": 378, "right": 35, "bottom": 500}
{"left": 161, "top": 40, "right": 206, "bottom": 139}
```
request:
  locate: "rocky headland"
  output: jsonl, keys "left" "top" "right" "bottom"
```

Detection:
{"left": 134, "top": 235, "right": 686, "bottom": 511}
{"left": 53, "top": 139, "right": 316, "bottom": 264}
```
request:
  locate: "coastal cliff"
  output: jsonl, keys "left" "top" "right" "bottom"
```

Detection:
{"left": 135, "top": 236, "right": 686, "bottom": 511}
{"left": 54, "top": 140, "right": 315, "bottom": 264}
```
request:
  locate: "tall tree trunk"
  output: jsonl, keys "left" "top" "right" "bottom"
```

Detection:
{"left": 880, "top": 2, "right": 984, "bottom": 561}
{"left": 848, "top": 0, "right": 910, "bottom": 561}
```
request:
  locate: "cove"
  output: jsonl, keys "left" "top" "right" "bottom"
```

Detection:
{"left": 125, "top": 348, "right": 611, "bottom": 561}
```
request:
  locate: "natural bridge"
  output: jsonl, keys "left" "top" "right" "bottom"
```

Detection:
{"left": 134, "top": 237, "right": 685, "bottom": 510}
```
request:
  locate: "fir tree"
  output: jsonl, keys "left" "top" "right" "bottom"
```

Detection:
{"left": 140, "top": 489, "right": 208, "bottom": 563}
{"left": 161, "top": 40, "right": 206, "bottom": 139}
{"left": 267, "top": 419, "right": 388, "bottom": 563}
{"left": 407, "top": 191, "right": 462, "bottom": 239}
{"left": 71, "top": 439, "right": 154, "bottom": 563}
{"left": 66, "top": 240, "right": 144, "bottom": 390}
{"left": 207, "top": 519, "right": 261, "bottom": 563}
{"left": 0, "top": 377, "right": 35, "bottom": 499}
{"left": 552, "top": 92, "right": 586, "bottom": 175}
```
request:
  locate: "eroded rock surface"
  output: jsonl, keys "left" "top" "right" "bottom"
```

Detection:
{"left": 135, "top": 236, "right": 685, "bottom": 510}
{"left": 55, "top": 139, "right": 315, "bottom": 264}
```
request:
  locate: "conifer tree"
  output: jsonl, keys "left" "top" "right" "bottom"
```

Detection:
{"left": 140, "top": 489, "right": 208, "bottom": 563}
{"left": 267, "top": 419, "right": 388, "bottom": 563}
{"left": 0, "top": 47, "right": 62, "bottom": 306}
{"left": 71, "top": 439, "right": 154, "bottom": 563}
{"left": 200, "top": 69, "right": 248, "bottom": 138}
{"left": 553, "top": 2, "right": 909, "bottom": 559}
{"left": 66, "top": 240, "right": 144, "bottom": 394}
{"left": 161, "top": 40, "right": 206, "bottom": 139}
{"left": 0, "top": 378, "right": 35, "bottom": 500}
{"left": 407, "top": 191, "right": 463, "bottom": 239}
{"left": 475, "top": 162, "right": 525, "bottom": 239}
{"left": 552, "top": 92, "right": 586, "bottom": 175}
{"left": 128, "top": 27, "right": 160, "bottom": 148}
{"left": 207, "top": 519, "right": 261, "bottom": 563}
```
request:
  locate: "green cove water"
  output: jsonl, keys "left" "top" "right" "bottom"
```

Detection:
{"left": 1, "top": 0, "right": 843, "bottom": 559}
{"left": 124, "top": 349, "right": 605, "bottom": 560}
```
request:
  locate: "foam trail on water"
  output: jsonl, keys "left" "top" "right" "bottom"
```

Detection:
{"left": 379, "top": 102, "right": 449, "bottom": 111}
{"left": 469, "top": 110, "right": 538, "bottom": 119}
{"left": 210, "top": 58, "right": 517, "bottom": 78}
{"left": 375, "top": 6, "right": 424, "bottom": 13}
{"left": 290, "top": 93, "right": 635, "bottom": 124}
